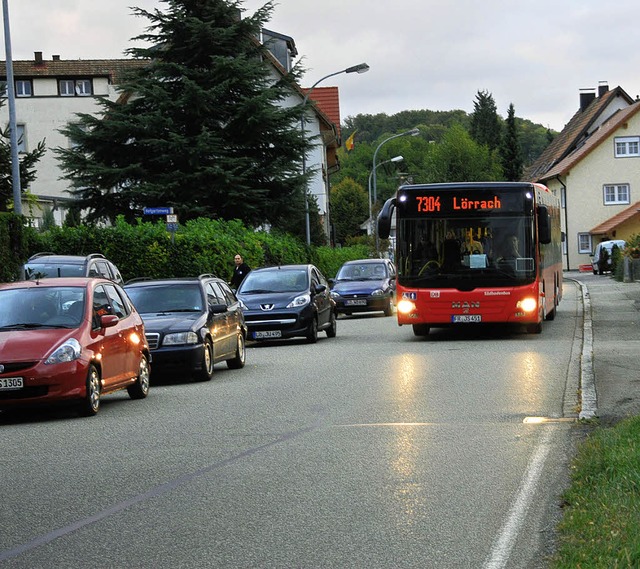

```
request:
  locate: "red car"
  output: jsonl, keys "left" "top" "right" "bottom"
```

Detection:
{"left": 0, "top": 277, "right": 151, "bottom": 417}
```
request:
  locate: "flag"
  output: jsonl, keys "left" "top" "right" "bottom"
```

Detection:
{"left": 345, "top": 130, "right": 356, "bottom": 151}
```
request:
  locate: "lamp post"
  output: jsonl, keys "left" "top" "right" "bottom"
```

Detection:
{"left": 372, "top": 127, "right": 420, "bottom": 254}
{"left": 301, "top": 63, "right": 370, "bottom": 245}
{"left": 368, "top": 155, "right": 403, "bottom": 237}
{"left": 2, "top": 0, "right": 22, "bottom": 214}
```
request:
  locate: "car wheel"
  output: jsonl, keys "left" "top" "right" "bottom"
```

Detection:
{"left": 227, "top": 333, "right": 246, "bottom": 369}
{"left": 326, "top": 310, "right": 337, "bottom": 338}
{"left": 383, "top": 299, "right": 393, "bottom": 316}
{"left": 80, "top": 365, "right": 101, "bottom": 416}
{"left": 194, "top": 338, "right": 214, "bottom": 381}
{"left": 306, "top": 317, "right": 318, "bottom": 344}
{"left": 412, "top": 324, "right": 430, "bottom": 337}
{"left": 127, "top": 354, "right": 150, "bottom": 399}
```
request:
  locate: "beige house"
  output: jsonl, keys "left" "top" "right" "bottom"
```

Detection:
{"left": 1, "top": 36, "right": 341, "bottom": 232}
{"left": 525, "top": 83, "right": 640, "bottom": 270}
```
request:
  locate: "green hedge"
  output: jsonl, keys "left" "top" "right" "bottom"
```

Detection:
{"left": 0, "top": 213, "right": 28, "bottom": 282}
{"left": 15, "top": 216, "right": 375, "bottom": 283}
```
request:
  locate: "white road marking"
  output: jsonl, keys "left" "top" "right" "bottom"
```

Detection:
{"left": 483, "top": 427, "right": 554, "bottom": 569}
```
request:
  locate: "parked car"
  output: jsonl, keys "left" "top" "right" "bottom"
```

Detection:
{"left": 0, "top": 277, "right": 150, "bottom": 417}
{"left": 329, "top": 258, "right": 396, "bottom": 316}
{"left": 23, "top": 252, "right": 123, "bottom": 284}
{"left": 236, "top": 264, "right": 337, "bottom": 343}
{"left": 592, "top": 240, "right": 626, "bottom": 274}
{"left": 124, "top": 275, "right": 246, "bottom": 381}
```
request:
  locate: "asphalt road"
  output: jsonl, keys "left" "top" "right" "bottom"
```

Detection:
{"left": 0, "top": 281, "right": 584, "bottom": 568}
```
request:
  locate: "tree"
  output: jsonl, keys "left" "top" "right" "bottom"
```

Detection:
{"left": 56, "top": 0, "right": 310, "bottom": 230}
{"left": 425, "top": 124, "right": 503, "bottom": 182}
{"left": 0, "top": 98, "right": 46, "bottom": 212}
{"left": 500, "top": 103, "right": 523, "bottom": 181}
{"left": 469, "top": 90, "right": 502, "bottom": 151}
{"left": 330, "top": 177, "right": 368, "bottom": 244}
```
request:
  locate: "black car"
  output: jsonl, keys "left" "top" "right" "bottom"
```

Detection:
{"left": 236, "top": 264, "right": 337, "bottom": 343}
{"left": 329, "top": 258, "right": 396, "bottom": 316}
{"left": 124, "top": 274, "right": 246, "bottom": 381}
{"left": 23, "top": 252, "right": 123, "bottom": 284}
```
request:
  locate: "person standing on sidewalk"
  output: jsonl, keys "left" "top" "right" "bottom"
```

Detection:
{"left": 230, "top": 254, "right": 251, "bottom": 290}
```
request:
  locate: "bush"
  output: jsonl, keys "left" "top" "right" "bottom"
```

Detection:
{"left": 14, "top": 217, "right": 376, "bottom": 284}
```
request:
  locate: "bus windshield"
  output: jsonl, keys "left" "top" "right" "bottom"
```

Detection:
{"left": 397, "top": 214, "right": 536, "bottom": 289}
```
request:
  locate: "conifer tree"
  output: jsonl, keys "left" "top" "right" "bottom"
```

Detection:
{"left": 469, "top": 90, "right": 502, "bottom": 151}
{"left": 56, "top": 0, "right": 310, "bottom": 231}
{"left": 500, "top": 103, "right": 523, "bottom": 181}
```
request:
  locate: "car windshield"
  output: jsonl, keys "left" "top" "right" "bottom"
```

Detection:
{"left": 125, "top": 284, "right": 203, "bottom": 314}
{"left": 238, "top": 270, "right": 308, "bottom": 293}
{"left": 336, "top": 263, "right": 387, "bottom": 281}
{"left": 24, "top": 262, "right": 84, "bottom": 279}
{"left": 0, "top": 286, "right": 86, "bottom": 329}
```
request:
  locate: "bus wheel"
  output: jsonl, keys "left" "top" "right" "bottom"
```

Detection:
{"left": 412, "top": 324, "right": 430, "bottom": 336}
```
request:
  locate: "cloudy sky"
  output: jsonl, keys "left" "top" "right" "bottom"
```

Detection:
{"left": 4, "top": 0, "right": 640, "bottom": 131}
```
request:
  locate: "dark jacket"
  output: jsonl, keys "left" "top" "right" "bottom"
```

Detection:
{"left": 230, "top": 263, "right": 251, "bottom": 289}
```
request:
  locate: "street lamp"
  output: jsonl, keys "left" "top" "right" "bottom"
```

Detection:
{"left": 372, "top": 128, "right": 420, "bottom": 254}
{"left": 301, "top": 63, "right": 370, "bottom": 245}
{"left": 368, "top": 156, "right": 403, "bottom": 237}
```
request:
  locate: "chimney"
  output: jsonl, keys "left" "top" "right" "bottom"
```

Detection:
{"left": 579, "top": 88, "right": 596, "bottom": 111}
{"left": 34, "top": 51, "right": 43, "bottom": 65}
{"left": 598, "top": 81, "right": 609, "bottom": 97}
{"left": 52, "top": 55, "right": 60, "bottom": 61}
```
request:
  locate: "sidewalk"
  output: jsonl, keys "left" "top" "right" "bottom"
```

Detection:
{"left": 570, "top": 271, "right": 640, "bottom": 426}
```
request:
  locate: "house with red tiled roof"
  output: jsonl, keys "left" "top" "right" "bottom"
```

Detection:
{"left": 1, "top": 35, "right": 344, "bottom": 237}
{"left": 525, "top": 83, "right": 640, "bottom": 270}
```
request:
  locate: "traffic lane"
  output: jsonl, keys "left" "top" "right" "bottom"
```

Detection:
{"left": 0, "top": 284, "right": 579, "bottom": 567}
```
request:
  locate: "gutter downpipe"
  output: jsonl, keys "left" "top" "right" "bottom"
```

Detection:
{"left": 556, "top": 175, "right": 570, "bottom": 271}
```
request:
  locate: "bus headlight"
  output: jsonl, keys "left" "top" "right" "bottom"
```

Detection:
{"left": 516, "top": 297, "right": 537, "bottom": 313}
{"left": 396, "top": 299, "right": 416, "bottom": 314}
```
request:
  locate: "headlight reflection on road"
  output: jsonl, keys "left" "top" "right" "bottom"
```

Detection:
{"left": 389, "top": 353, "right": 429, "bottom": 526}
{"left": 513, "top": 351, "right": 546, "bottom": 408}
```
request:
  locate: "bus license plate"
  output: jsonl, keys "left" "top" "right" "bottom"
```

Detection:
{"left": 452, "top": 315, "right": 481, "bottom": 323}
{"left": 0, "top": 377, "right": 24, "bottom": 390}
{"left": 254, "top": 330, "right": 282, "bottom": 339}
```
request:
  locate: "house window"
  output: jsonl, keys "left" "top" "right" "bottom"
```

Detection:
{"left": 59, "top": 79, "right": 92, "bottom": 96}
{"left": 615, "top": 136, "right": 640, "bottom": 157}
{"left": 578, "top": 233, "right": 592, "bottom": 254}
{"left": 603, "top": 184, "right": 630, "bottom": 205}
{"left": 16, "top": 80, "right": 33, "bottom": 97}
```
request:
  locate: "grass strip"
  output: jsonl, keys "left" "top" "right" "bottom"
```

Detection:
{"left": 552, "top": 416, "right": 640, "bottom": 567}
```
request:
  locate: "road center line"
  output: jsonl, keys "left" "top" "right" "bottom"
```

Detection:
{"left": 483, "top": 427, "right": 555, "bottom": 569}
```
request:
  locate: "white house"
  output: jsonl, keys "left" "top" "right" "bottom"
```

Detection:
{"left": 525, "top": 84, "right": 640, "bottom": 270}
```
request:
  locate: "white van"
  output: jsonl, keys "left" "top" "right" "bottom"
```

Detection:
{"left": 592, "top": 239, "right": 626, "bottom": 274}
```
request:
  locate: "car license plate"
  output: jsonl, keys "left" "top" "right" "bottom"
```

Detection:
{"left": 0, "top": 377, "right": 24, "bottom": 390}
{"left": 452, "top": 315, "right": 482, "bottom": 323}
{"left": 345, "top": 299, "right": 367, "bottom": 306}
{"left": 253, "top": 330, "right": 282, "bottom": 339}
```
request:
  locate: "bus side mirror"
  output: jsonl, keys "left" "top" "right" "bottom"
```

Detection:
{"left": 377, "top": 198, "right": 396, "bottom": 240}
{"left": 537, "top": 205, "right": 551, "bottom": 244}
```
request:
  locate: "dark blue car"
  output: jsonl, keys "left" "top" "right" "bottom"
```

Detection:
{"left": 329, "top": 259, "right": 396, "bottom": 317}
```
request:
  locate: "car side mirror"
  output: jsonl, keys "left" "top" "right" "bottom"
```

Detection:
{"left": 209, "top": 303, "right": 228, "bottom": 314}
{"left": 314, "top": 284, "right": 327, "bottom": 294}
{"left": 100, "top": 314, "right": 119, "bottom": 329}
{"left": 328, "top": 278, "right": 335, "bottom": 289}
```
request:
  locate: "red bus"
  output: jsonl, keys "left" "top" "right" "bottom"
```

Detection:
{"left": 377, "top": 182, "right": 563, "bottom": 335}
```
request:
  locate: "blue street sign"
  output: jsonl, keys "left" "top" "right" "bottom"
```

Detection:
{"left": 166, "top": 222, "right": 179, "bottom": 232}
{"left": 143, "top": 207, "right": 173, "bottom": 215}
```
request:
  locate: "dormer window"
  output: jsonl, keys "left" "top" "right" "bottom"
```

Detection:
{"left": 59, "top": 79, "right": 93, "bottom": 97}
